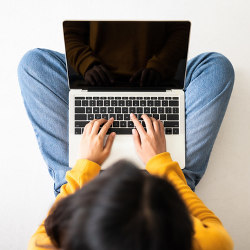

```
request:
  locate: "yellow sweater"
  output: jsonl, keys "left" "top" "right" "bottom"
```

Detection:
{"left": 28, "top": 153, "right": 233, "bottom": 250}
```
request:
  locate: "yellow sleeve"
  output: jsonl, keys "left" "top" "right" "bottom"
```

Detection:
{"left": 146, "top": 152, "right": 233, "bottom": 250}
{"left": 28, "top": 159, "right": 101, "bottom": 250}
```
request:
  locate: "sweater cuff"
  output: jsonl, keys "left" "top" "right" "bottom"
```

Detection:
{"left": 146, "top": 152, "right": 187, "bottom": 185}
{"left": 70, "top": 159, "right": 101, "bottom": 186}
{"left": 146, "top": 152, "right": 173, "bottom": 173}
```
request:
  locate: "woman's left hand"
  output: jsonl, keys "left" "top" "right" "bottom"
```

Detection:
{"left": 79, "top": 118, "right": 116, "bottom": 165}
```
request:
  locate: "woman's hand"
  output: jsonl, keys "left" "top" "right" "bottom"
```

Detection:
{"left": 84, "top": 64, "right": 114, "bottom": 86}
{"left": 131, "top": 113, "right": 166, "bottom": 164}
{"left": 79, "top": 118, "right": 116, "bottom": 165}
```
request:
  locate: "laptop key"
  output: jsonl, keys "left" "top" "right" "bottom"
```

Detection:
{"left": 165, "top": 128, "right": 172, "bottom": 134}
{"left": 104, "top": 100, "right": 110, "bottom": 106}
{"left": 113, "top": 121, "right": 119, "bottom": 127}
{"left": 147, "top": 100, "right": 153, "bottom": 106}
{"left": 165, "top": 108, "right": 172, "bottom": 113}
{"left": 158, "top": 107, "right": 164, "bottom": 113}
{"left": 126, "top": 100, "right": 132, "bottom": 106}
{"left": 108, "top": 107, "right": 114, "bottom": 113}
{"left": 86, "top": 107, "right": 92, "bottom": 113}
{"left": 144, "top": 107, "right": 150, "bottom": 113}
{"left": 88, "top": 114, "right": 94, "bottom": 120}
{"left": 75, "top": 128, "right": 82, "bottom": 134}
{"left": 115, "top": 107, "right": 121, "bottom": 113}
{"left": 95, "top": 114, "right": 101, "bottom": 119}
{"left": 137, "top": 107, "right": 143, "bottom": 113}
{"left": 120, "top": 121, "right": 127, "bottom": 127}
{"left": 93, "top": 107, "right": 99, "bottom": 113}
{"left": 153, "top": 114, "right": 159, "bottom": 119}
{"left": 162, "top": 100, "right": 168, "bottom": 106}
{"left": 111, "top": 100, "right": 117, "bottom": 106}
{"left": 122, "top": 107, "right": 128, "bottom": 113}
{"left": 117, "top": 114, "right": 123, "bottom": 120}
{"left": 155, "top": 100, "right": 161, "bottom": 106}
{"left": 164, "top": 121, "right": 179, "bottom": 127}
{"left": 169, "top": 100, "right": 179, "bottom": 106}
{"left": 75, "top": 121, "right": 89, "bottom": 127}
{"left": 173, "top": 108, "right": 179, "bottom": 113}
{"left": 75, "top": 100, "right": 81, "bottom": 106}
{"left": 89, "top": 100, "right": 96, "bottom": 106}
{"left": 133, "top": 100, "right": 139, "bottom": 106}
{"left": 129, "top": 107, "right": 136, "bottom": 113}
{"left": 97, "top": 100, "right": 103, "bottom": 106}
{"left": 140, "top": 100, "right": 146, "bottom": 106}
{"left": 151, "top": 107, "right": 157, "bottom": 113}
{"left": 75, "top": 107, "right": 85, "bottom": 113}
{"left": 173, "top": 128, "right": 179, "bottom": 134}
{"left": 167, "top": 114, "right": 179, "bottom": 120}
{"left": 75, "top": 114, "right": 87, "bottom": 120}
{"left": 102, "top": 114, "right": 109, "bottom": 120}
{"left": 160, "top": 114, "right": 166, "bottom": 120}
{"left": 124, "top": 114, "right": 130, "bottom": 120}
{"left": 100, "top": 107, "right": 107, "bottom": 113}
{"left": 107, "top": 128, "right": 133, "bottom": 134}
{"left": 128, "top": 121, "right": 134, "bottom": 127}
{"left": 119, "top": 100, "right": 125, "bottom": 106}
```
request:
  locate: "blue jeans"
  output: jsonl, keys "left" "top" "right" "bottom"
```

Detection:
{"left": 17, "top": 49, "right": 234, "bottom": 196}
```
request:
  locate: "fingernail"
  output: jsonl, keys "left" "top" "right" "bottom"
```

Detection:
{"left": 130, "top": 113, "right": 134, "bottom": 117}
{"left": 132, "top": 129, "right": 135, "bottom": 134}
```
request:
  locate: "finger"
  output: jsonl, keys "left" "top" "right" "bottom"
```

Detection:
{"left": 103, "top": 132, "right": 116, "bottom": 154}
{"left": 84, "top": 119, "right": 97, "bottom": 134}
{"left": 151, "top": 117, "right": 160, "bottom": 133}
{"left": 88, "top": 74, "right": 97, "bottom": 86}
{"left": 141, "top": 68, "right": 150, "bottom": 86}
{"left": 147, "top": 70, "right": 156, "bottom": 85}
{"left": 91, "top": 69, "right": 103, "bottom": 86}
{"left": 158, "top": 119, "right": 165, "bottom": 137}
{"left": 91, "top": 119, "right": 108, "bottom": 135}
{"left": 132, "top": 128, "right": 141, "bottom": 151}
{"left": 99, "top": 117, "right": 114, "bottom": 138}
{"left": 95, "top": 66, "right": 110, "bottom": 84}
{"left": 130, "top": 113, "right": 146, "bottom": 137}
{"left": 129, "top": 68, "right": 143, "bottom": 83}
{"left": 142, "top": 114, "right": 154, "bottom": 133}
{"left": 99, "top": 65, "right": 114, "bottom": 83}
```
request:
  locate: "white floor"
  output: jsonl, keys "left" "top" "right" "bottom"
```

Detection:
{"left": 0, "top": 1, "right": 250, "bottom": 249}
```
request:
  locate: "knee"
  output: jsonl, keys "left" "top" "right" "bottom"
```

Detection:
{"left": 18, "top": 48, "right": 44, "bottom": 77}
{"left": 203, "top": 52, "right": 235, "bottom": 89}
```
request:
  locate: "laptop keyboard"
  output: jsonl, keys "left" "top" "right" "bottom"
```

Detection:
{"left": 74, "top": 96, "right": 179, "bottom": 135}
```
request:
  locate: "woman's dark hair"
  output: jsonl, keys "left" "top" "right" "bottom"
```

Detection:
{"left": 44, "top": 160, "right": 194, "bottom": 250}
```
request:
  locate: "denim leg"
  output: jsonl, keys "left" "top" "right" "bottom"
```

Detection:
{"left": 18, "top": 48, "right": 69, "bottom": 196}
{"left": 183, "top": 52, "right": 235, "bottom": 191}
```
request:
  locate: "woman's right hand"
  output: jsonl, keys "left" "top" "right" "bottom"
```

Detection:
{"left": 131, "top": 113, "right": 167, "bottom": 164}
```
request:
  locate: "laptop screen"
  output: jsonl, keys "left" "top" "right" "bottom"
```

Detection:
{"left": 63, "top": 21, "right": 191, "bottom": 91}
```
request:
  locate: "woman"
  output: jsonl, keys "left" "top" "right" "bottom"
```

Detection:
{"left": 18, "top": 49, "right": 234, "bottom": 249}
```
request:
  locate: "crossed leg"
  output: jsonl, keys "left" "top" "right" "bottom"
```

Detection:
{"left": 18, "top": 49, "right": 234, "bottom": 195}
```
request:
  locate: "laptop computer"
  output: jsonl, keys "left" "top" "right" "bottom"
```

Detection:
{"left": 63, "top": 20, "right": 191, "bottom": 170}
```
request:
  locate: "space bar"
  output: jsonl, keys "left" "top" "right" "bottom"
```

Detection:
{"left": 107, "top": 128, "right": 133, "bottom": 134}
